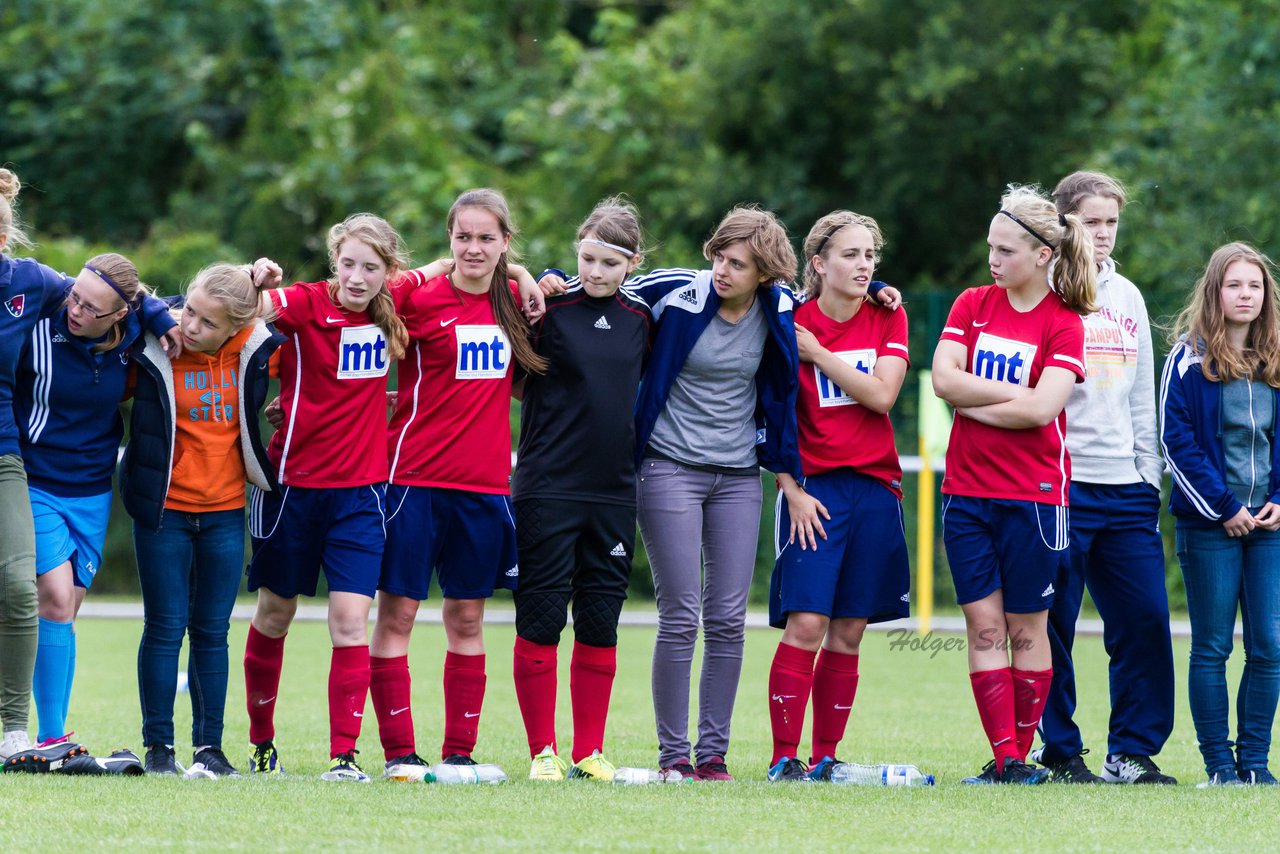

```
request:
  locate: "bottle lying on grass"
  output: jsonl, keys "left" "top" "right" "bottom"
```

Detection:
{"left": 612, "top": 767, "right": 694, "bottom": 785}
{"left": 431, "top": 763, "right": 509, "bottom": 784}
{"left": 828, "top": 762, "right": 934, "bottom": 786}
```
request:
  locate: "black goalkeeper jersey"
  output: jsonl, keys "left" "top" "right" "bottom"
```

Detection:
{"left": 513, "top": 285, "right": 651, "bottom": 505}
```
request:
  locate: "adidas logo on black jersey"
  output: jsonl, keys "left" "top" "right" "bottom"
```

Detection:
{"left": 594, "top": 316, "right": 611, "bottom": 330}
{"left": 51, "top": 332, "right": 68, "bottom": 343}
{"left": 610, "top": 542, "right": 627, "bottom": 557}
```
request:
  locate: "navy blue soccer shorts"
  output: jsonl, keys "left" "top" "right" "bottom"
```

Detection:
{"left": 942, "top": 494, "right": 1067, "bottom": 613}
{"left": 380, "top": 484, "right": 518, "bottom": 601}
{"left": 247, "top": 484, "right": 386, "bottom": 599}
{"left": 769, "top": 469, "right": 910, "bottom": 629}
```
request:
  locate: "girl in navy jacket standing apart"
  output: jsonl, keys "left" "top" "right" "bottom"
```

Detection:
{"left": 1160, "top": 242, "right": 1280, "bottom": 787}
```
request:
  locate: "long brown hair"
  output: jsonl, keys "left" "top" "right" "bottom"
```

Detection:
{"left": 1170, "top": 242, "right": 1280, "bottom": 387}
{"left": 326, "top": 213, "right": 409, "bottom": 361}
{"left": 446, "top": 189, "right": 547, "bottom": 374}
{"left": 801, "top": 210, "right": 884, "bottom": 299}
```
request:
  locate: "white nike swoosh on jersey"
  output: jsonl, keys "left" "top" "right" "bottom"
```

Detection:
{"left": 390, "top": 707, "right": 410, "bottom": 716}
{"left": 325, "top": 316, "right": 344, "bottom": 324}
{"left": 463, "top": 711, "right": 480, "bottom": 718}
{"left": 440, "top": 317, "right": 458, "bottom": 327}
{"left": 353, "top": 712, "right": 363, "bottom": 717}
{"left": 834, "top": 704, "right": 853, "bottom": 710}
{"left": 256, "top": 697, "right": 276, "bottom": 705}
{"left": 972, "top": 320, "right": 989, "bottom": 327}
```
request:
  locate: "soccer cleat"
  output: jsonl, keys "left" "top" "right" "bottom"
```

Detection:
{"left": 145, "top": 744, "right": 183, "bottom": 776}
{"left": 0, "top": 730, "right": 31, "bottom": 761}
{"left": 1042, "top": 750, "right": 1104, "bottom": 784}
{"left": 997, "top": 757, "right": 1050, "bottom": 785}
{"left": 442, "top": 753, "right": 478, "bottom": 766}
{"left": 768, "top": 756, "right": 810, "bottom": 782}
{"left": 4, "top": 738, "right": 89, "bottom": 773}
{"left": 249, "top": 741, "right": 285, "bottom": 776}
{"left": 961, "top": 760, "right": 1001, "bottom": 785}
{"left": 384, "top": 752, "right": 433, "bottom": 782}
{"left": 184, "top": 747, "right": 242, "bottom": 780}
{"left": 1102, "top": 753, "right": 1177, "bottom": 785}
{"left": 1197, "top": 768, "right": 1245, "bottom": 788}
{"left": 67, "top": 749, "right": 145, "bottom": 776}
{"left": 806, "top": 756, "right": 844, "bottom": 782}
{"left": 694, "top": 756, "right": 733, "bottom": 781}
{"left": 1239, "top": 768, "right": 1279, "bottom": 786}
{"left": 568, "top": 750, "right": 616, "bottom": 782}
{"left": 658, "top": 761, "right": 696, "bottom": 782}
{"left": 529, "top": 746, "right": 569, "bottom": 781}
{"left": 321, "top": 751, "right": 371, "bottom": 783}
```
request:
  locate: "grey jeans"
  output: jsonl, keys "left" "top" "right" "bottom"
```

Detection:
{"left": 0, "top": 454, "right": 37, "bottom": 734}
{"left": 637, "top": 457, "right": 761, "bottom": 767}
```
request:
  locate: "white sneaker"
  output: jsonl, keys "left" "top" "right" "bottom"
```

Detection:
{"left": 0, "top": 730, "right": 31, "bottom": 761}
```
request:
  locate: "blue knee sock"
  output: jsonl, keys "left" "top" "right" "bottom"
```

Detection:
{"left": 34, "top": 618, "right": 73, "bottom": 743}
{"left": 64, "top": 630, "right": 76, "bottom": 723}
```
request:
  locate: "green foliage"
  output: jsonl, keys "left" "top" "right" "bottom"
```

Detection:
{"left": 2, "top": 0, "right": 1267, "bottom": 606}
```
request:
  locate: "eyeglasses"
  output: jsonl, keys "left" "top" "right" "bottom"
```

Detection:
{"left": 64, "top": 286, "right": 121, "bottom": 319}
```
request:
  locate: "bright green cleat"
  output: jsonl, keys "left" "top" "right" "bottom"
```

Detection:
{"left": 249, "top": 741, "right": 285, "bottom": 776}
{"left": 320, "top": 751, "right": 371, "bottom": 783}
{"left": 529, "top": 745, "right": 569, "bottom": 781}
{"left": 568, "top": 750, "right": 616, "bottom": 782}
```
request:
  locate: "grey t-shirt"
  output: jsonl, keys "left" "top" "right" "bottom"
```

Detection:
{"left": 1222, "top": 376, "right": 1275, "bottom": 508}
{"left": 647, "top": 297, "right": 767, "bottom": 469}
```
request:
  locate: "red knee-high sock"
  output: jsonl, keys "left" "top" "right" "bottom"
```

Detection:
{"left": 810, "top": 649, "right": 859, "bottom": 765}
{"left": 570, "top": 641, "right": 617, "bottom": 763}
{"left": 370, "top": 655, "right": 415, "bottom": 761}
{"left": 970, "top": 667, "right": 1019, "bottom": 767}
{"left": 1011, "top": 667, "right": 1053, "bottom": 760}
{"left": 328, "top": 645, "right": 371, "bottom": 759}
{"left": 244, "top": 625, "right": 286, "bottom": 745}
{"left": 768, "top": 642, "right": 817, "bottom": 765}
{"left": 513, "top": 637, "right": 559, "bottom": 758}
{"left": 442, "top": 651, "right": 486, "bottom": 759}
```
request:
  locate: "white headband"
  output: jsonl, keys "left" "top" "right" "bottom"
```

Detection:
{"left": 578, "top": 238, "right": 635, "bottom": 258}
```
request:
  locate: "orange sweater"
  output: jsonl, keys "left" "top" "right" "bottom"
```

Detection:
{"left": 165, "top": 327, "right": 254, "bottom": 512}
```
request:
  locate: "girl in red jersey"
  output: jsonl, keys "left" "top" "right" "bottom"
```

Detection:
{"left": 765, "top": 211, "right": 911, "bottom": 783}
{"left": 243, "top": 213, "right": 409, "bottom": 783}
{"left": 369, "top": 189, "right": 545, "bottom": 782}
{"left": 931, "top": 185, "right": 1095, "bottom": 785}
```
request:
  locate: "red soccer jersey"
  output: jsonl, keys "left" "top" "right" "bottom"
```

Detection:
{"left": 266, "top": 281, "right": 391, "bottom": 487}
{"left": 938, "top": 285, "right": 1086, "bottom": 505}
{"left": 388, "top": 272, "right": 519, "bottom": 494}
{"left": 795, "top": 298, "right": 910, "bottom": 495}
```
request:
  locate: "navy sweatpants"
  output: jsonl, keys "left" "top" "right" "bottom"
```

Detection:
{"left": 1039, "top": 481, "right": 1175, "bottom": 764}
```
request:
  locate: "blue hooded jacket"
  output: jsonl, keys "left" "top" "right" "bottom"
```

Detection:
{"left": 1159, "top": 337, "right": 1280, "bottom": 528}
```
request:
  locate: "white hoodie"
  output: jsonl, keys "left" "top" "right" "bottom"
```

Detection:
{"left": 1064, "top": 258, "right": 1163, "bottom": 488}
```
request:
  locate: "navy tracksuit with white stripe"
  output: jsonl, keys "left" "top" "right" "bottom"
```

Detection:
{"left": 15, "top": 306, "right": 171, "bottom": 497}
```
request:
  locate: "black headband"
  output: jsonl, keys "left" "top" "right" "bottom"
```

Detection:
{"left": 813, "top": 223, "right": 847, "bottom": 257}
{"left": 998, "top": 210, "right": 1057, "bottom": 251}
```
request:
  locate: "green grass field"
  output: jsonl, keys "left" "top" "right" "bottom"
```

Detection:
{"left": 2, "top": 616, "right": 1273, "bottom": 851}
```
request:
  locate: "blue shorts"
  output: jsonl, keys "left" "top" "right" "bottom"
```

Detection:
{"left": 247, "top": 484, "right": 386, "bottom": 599}
{"left": 769, "top": 470, "right": 909, "bottom": 629}
{"left": 30, "top": 486, "right": 111, "bottom": 589}
{"left": 942, "top": 494, "right": 1067, "bottom": 613}
{"left": 381, "top": 485, "right": 518, "bottom": 600}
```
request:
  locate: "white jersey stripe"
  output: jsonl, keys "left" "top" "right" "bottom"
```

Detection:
{"left": 1159, "top": 341, "right": 1217, "bottom": 518}
{"left": 388, "top": 342, "right": 424, "bottom": 484}
{"left": 28, "top": 318, "right": 53, "bottom": 443}
{"left": 275, "top": 333, "right": 303, "bottom": 483}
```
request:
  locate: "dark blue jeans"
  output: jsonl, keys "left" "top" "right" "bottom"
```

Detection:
{"left": 135, "top": 509, "right": 244, "bottom": 748}
{"left": 1178, "top": 520, "right": 1280, "bottom": 774}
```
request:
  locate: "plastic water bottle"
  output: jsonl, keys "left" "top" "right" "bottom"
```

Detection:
{"left": 612, "top": 767, "right": 660, "bottom": 785}
{"left": 829, "top": 763, "right": 935, "bottom": 786}
{"left": 431, "top": 763, "right": 509, "bottom": 785}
